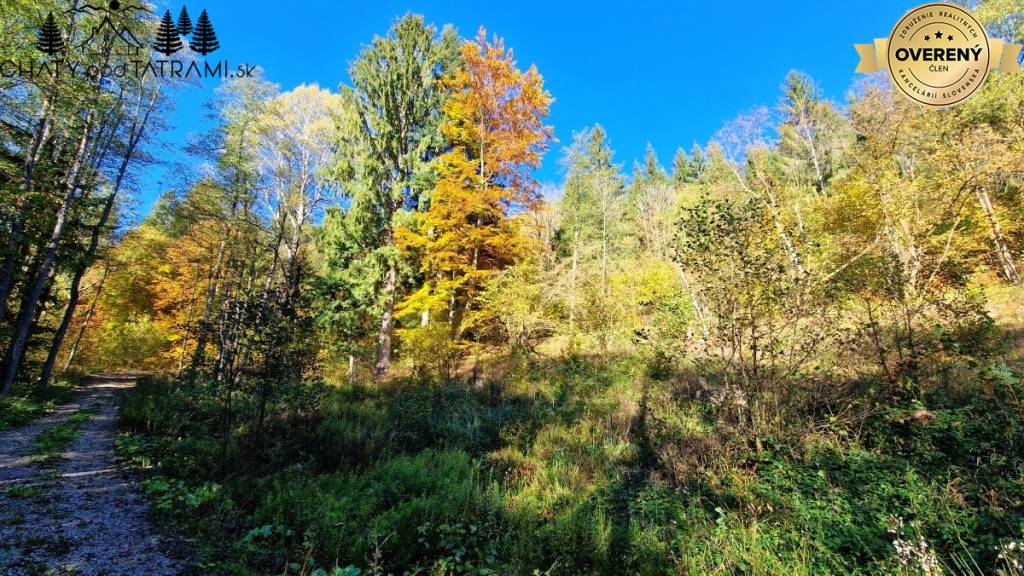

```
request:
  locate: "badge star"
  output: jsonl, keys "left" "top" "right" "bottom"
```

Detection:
{"left": 935, "top": 30, "right": 944, "bottom": 39}
{"left": 948, "top": 35, "right": 954, "bottom": 41}
{"left": 924, "top": 35, "right": 931, "bottom": 41}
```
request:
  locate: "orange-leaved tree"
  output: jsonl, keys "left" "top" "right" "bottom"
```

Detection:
{"left": 396, "top": 28, "right": 553, "bottom": 353}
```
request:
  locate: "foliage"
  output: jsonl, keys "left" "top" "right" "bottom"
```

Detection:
{"left": 118, "top": 355, "right": 1024, "bottom": 575}
{"left": 395, "top": 27, "right": 554, "bottom": 369}
{"left": 3, "top": 3, "right": 1020, "bottom": 575}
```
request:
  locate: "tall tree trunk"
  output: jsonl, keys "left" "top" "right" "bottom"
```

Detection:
{"left": 569, "top": 235, "right": 578, "bottom": 347}
{"left": 0, "top": 107, "right": 97, "bottom": 395}
{"left": 0, "top": 5, "right": 91, "bottom": 327}
{"left": 39, "top": 203, "right": 112, "bottom": 388}
{"left": 190, "top": 238, "right": 228, "bottom": 370}
{"left": 976, "top": 186, "right": 1021, "bottom": 284}
{"left": 178, "top": 264, "right": 201, "bottom": 376}
{"left": 192, "top": 114, "right": 254, "bottom": 373}
{"left": 0, "top": 202, "right": 28, "bottom": 328}
{"left": 190, "top": 199, "right": 240, "bottom": 372}
{"left": 37, "top": 92, "right": 152, "bottom": 389}
{"left": 735, "top": 163, "right": 805, "bottom": 275}
{"left": 676, "top": 263, "right": 709, "bottom": 339}
{"left": 601, "top": 184, "right": 611, "bottom": 356}
{"left": 0, "top": 90, "right": 60, "bottom": 323}
{"left": 374, "top": 262, "right": 398, "bottom": 380}
{"left": 800, "top": 122, "right": 826, "bottom": 194}
{"left": 39, "top": 267, "right": 84, "bottom": 390}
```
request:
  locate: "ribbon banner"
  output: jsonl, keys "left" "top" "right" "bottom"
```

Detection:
{"left": 855, "top": 38, "right": 1023, "bottom": 74}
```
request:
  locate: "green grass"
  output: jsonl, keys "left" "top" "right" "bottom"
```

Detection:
{"left": 0, "top": 375, "right": 81, "bottom": 431}
{"left": 116, "top": 360, "right": 1024, "bottom": 575}
{"left": 4, "top": 484, "right": 47, "bottom": 500}
{"left": 31, "top": 408, "right": 96, "bottom": 463}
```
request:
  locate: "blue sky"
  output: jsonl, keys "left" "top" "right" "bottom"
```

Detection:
{"left": 138, "top": 0, "right": 911, "bottom": 216}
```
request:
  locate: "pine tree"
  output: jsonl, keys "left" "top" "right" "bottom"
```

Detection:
{"left": 36, "top": 12, "right": 65, "bottom": 57}
{"left": 177, "top": 6, "right": 193, "bottom": 37}
{"left": 152, "top": 10, "right": 183, "bottom": 56}
{"left": 641, "top": 143, "right": 666, "bottom": 184}
{"left": 191, "top": 10, "right": 220, "bottom": 56}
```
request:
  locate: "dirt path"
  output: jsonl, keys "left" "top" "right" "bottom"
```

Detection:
{"left": 0, "top": 375, "right": 183, "bottom": 576}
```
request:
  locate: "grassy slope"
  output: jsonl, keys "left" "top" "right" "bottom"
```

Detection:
{"left": 114, "top": 288, "right": 1024, "bottom": 575}
{"left": 117, "top": 363, "right": 1024, "bottom": 575}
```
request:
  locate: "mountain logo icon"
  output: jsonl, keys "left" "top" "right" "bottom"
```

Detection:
{"left": 66, "top": 0, "right": 149, "bottom": 54}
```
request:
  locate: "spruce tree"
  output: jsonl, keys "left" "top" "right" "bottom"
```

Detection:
{"left": 176, "top": 6, "right": 193, "bottom": 37}
{"left": 36, "top": 12, "right": 65, "bottom": 57}
{"left": 152, "top": 10, "right": 183, "bottom": 56}
{"left": 191, "top": 10, "right": 220, "bottom": 56}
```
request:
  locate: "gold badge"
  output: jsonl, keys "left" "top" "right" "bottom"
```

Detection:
{"left": 855, "top": 2, "right": 1022, "bottom": 108}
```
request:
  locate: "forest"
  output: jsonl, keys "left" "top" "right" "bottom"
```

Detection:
{"left": 1, "top": 1, "right": 1024, "bottom": 575}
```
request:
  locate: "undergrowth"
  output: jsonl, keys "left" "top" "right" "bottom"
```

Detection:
{"left": 0, "top": 373, "right": 82, "bottom": 431}
{"left": 116, "top": 355, "right": 1024, "bottom": 575}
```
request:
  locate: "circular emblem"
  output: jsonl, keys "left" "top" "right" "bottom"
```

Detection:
{"left": 886, "top": 3, "right": 990, "bottom": 107}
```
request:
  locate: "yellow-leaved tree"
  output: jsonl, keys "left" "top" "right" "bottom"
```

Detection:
{"left": 396, "top": 28, "right": 553, "bottom": 374}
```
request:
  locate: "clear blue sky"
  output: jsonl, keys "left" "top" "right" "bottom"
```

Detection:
{"left": 138, "top": 0, "right": 911, "bottom": 216}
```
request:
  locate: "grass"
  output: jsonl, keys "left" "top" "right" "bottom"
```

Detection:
{"left": 31, "top": 408, "right": 96, "bottom": 463}
{"left": 115, "top": 355, "right": 1024, "bottom": 575}
{"left": 4, "top": 484, "right": 47, "bottom": 500}
{"left": 0, "top": 374, "right": 82, "bottom": 431}
{"left": 3, "top": 470, "right": 60, "bottom": 501}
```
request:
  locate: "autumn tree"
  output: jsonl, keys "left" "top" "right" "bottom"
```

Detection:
{"left": 0, "top": 6, "right": 164, "bottom": 395}
{"left": 776, "top": 71, "right": 851, "bottom": 194}
{"left": 671, "top": 145, "right": 706, "bottom": 186}
{"left": 188, "top": 74, "right": 279, "bottom": 374}
{"left": 254, "top": 85, "right": 341, "bottom": 301}
{"left": 396, "top": 28, "right": 553, "bottom": 369}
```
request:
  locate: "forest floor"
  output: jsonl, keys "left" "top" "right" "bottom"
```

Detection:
{"left": 0, "top": 375, "right": 184, "bottom": 576}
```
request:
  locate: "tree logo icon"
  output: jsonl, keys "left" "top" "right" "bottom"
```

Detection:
{"left": 152, "top": 10, "right": 184, "bottom": 56}
{"left": 176, "top": 7, "right": 193, "bottom": 36}
{"left": 150, "top": 6, "right": 221, "bottom": 57}
{"left": 36, "top": 12, "right": 66, "bottom": 57}
{"left": 190, "top": 9, "right": 220, "bottom": 56}
{"left": 42, "top": 3, "right": 222, "bottom": 60}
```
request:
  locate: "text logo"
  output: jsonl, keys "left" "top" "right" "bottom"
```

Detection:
{"left": 4, "top": 2, "right": 251, "bottom": 82}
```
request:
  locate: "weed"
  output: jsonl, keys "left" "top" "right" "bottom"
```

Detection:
{"left": 31, "top": 407, "right": 96, "bottom": 463}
